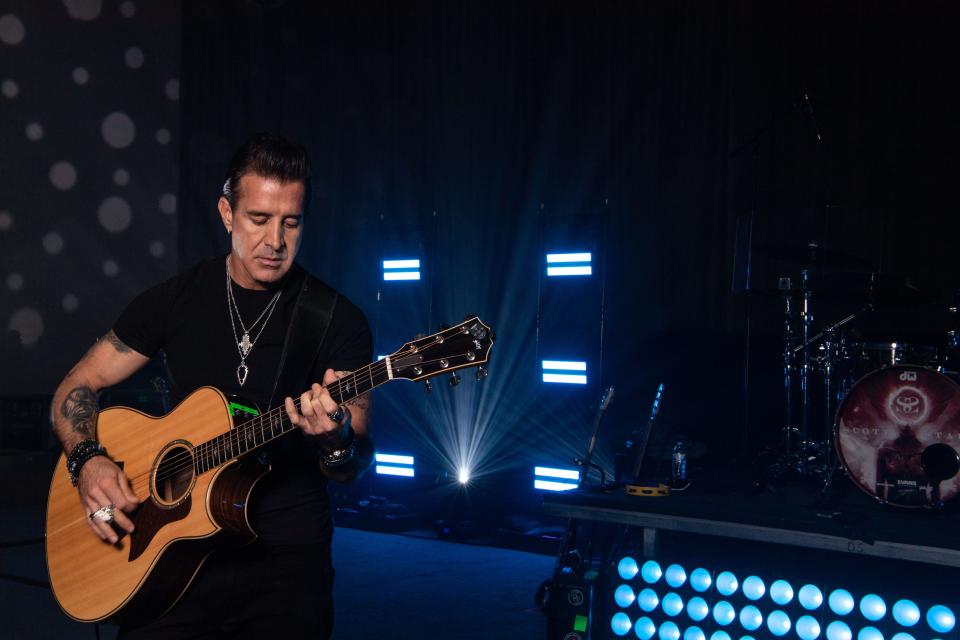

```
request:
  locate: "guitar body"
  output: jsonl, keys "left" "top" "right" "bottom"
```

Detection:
{"left": 45, "top": 387, "right": 267, "bottom": 625}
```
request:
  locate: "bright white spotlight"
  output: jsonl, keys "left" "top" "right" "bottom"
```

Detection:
{"left": 458, "top": 467, "right": 470, "bottom": 484}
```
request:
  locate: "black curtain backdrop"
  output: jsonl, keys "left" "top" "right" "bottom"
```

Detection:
{"left": 176, "top": 1, "right": 959, "bottom": 473}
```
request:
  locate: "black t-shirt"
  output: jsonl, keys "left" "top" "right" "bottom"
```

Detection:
{"left": 113, "top": 254, "right": 372, "bottom": 547}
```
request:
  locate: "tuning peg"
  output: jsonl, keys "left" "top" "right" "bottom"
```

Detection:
{"left": 475, "top": 366, "right": 488, "bottom": 382}
{"left": 449, "top": 372, "right": 460, "bottom": 387}
{"left": 424, "top": 379, "right": 433, "bottom": 394}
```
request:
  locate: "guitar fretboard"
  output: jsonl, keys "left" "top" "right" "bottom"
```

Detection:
{"left": 193, "top": 360, "right": 392, "bottom": 474}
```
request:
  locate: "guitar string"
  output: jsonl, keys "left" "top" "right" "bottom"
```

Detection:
{"left": 138, "top": 350, "right": 480, "bottom": 489}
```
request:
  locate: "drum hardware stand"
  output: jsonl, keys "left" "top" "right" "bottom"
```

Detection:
{"left": 800, "top": 269, "right": 813, "bottom": 471}
{"left": 780, "top": 276, "right": 796, "bottom": 455}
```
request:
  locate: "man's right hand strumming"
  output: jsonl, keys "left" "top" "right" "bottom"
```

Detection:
{"left": 76, "top": 455, "right": 139, "bottom": 544}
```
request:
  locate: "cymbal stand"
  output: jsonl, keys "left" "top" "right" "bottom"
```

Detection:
{"left": 821, "top": 326, "right": 836, "bottom": 473}
{"left": 780, "top": 277, "right": 795, "bottom": 454}
{"left": 800, "top": 269, "right": 812, "bottom": 469}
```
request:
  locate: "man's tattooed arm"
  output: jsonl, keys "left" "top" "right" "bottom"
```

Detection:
{"left": 104, "top": 330, "right": 132, "bottom": 353}
{"left": 60, "top": 386, "right": 98, "bottom": 438}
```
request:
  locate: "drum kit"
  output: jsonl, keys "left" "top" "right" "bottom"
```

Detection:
{"left": 777, "top": 259, "right": 960, "bottom": 508}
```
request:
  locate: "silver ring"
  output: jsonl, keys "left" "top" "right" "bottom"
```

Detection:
{"left": 327, "top": 406, "right": 344, "bottom": 423}
{"left": 90, "top": 504, "right": 116, "bottom": 523}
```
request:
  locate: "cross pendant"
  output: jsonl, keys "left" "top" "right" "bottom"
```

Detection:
{"left": 239, "top": 332, "right": 252, "bottom": 357}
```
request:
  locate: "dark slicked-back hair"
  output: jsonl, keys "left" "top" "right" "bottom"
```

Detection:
{"left": 221, "top": 132, "right": 312, "bottom": 212}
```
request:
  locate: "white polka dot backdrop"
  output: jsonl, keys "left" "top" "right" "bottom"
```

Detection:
{"left": 101, "top": 111, "right": 136, "bottom": 148}
{"left": 43, "top": 232, "right": 65, "bottom": 255}
{"left": 0, "top": 14, "right": 26, "bottom": 46}
{"left": 1, "top": 78, "right": 18, "bottom": 98}
{"left": 6, "top": 272, "right": 24, "bottom": 292}
{"left": 98, "top": 196, "right": 132, "bottom": 232}
{"left": 124, "top": 46, "right": 144, "bottom": 69}
{"left": 119, "top": 1, "right": 136, "bottom": 18}
{"left": 49, "top": 161, "right": 78, "bottom": 190}
{"left": 25, "top": 122, "right": 44, "bottom": 141}
{"left": 159, "top": 193, "right": 177, "bottom": 214}
{"left": 102, "top": 259, "right": 119, "bottom": 277}
{"left": 155, "top": 128, "right": 171, "bottom": 144}
{"left": 149, "top": 240, "right": 165, "bottom": 257}
{"left": 164, "top": 78, "right": 179, "bottom": 101}
{"left": 62, "top": 0, "right": 102, "bottom": 21}
{"left": 8, "top": 307, "right": 44, "bottom": 346}
{"left": 0, "top": 211, "right": 12, "bottom": 230}
{"left": 62, "top": 293, "right": 79, "bottom": 312}
{"left": 72, "top": 67, "right": 89, "bottom": 85}
{"left": 113, "top": 168, "right": 130, "bottom": 186}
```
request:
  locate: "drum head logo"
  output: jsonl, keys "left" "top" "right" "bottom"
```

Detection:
{"left": 567, "top": 589, "right": 585, "bottom": 606}
{"left": 887, "top": 386, "right": 927, "bottom": 425}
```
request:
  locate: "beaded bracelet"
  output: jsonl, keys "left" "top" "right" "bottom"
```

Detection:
{"left": 66, "top": 439, "right": 108, "bottom": 486}
{"left": 321, "top": 427, "right": 357, "bottom": 468}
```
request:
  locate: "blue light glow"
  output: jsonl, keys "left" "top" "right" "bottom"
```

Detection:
{"left": 741, "top": 636, "right": 756, "bottom": 640}
{"left": 375, "top": 453, "right": 414, "bottom": 465}
{"left": 858, "top": 627, "right": 883, "bottom": 640}
{"left": 635, "top": 617, "right": 656, "bottom": 640}
{"left": 891, "top": 634, "right": 915, "bottom": 640}
{"left": 716, "top": 572, "right": 739, "bottom": 596}
{"left": 739, "top": 605, "right": 762, "bottom": 631}
{"left": 618, "top": 557, "right": 639, "bottom": 580}
{"left": 533, "top": 479, "right": 578, "bottom": 491}
{"left": 534, "top": 466, "right": 580, "bottom": 480}
{"left": 710, "top": 632, "right": 731, "bottom": 640}
{"left": 713, "top": 601, "right": 736, "bottom": 626}
{"left": 742, "top": 576, "right": 765, "bottom": 601}
{"left": 892, "top": 600, "right": 920, "bottom": 627}
{"left": 829, "top": 589, "right": 855, "bottom": 616}
{"left": 826, "top": 621, "right": 852, "bottom": 640}
{"left": 615, "top": 584, "right": 636, "bottom": 608}
{"left": 690, "top": 568, "right": 712, "bottom": 592}
{"left": 639, "top": 588, "right": 659, "bottom": 612}
{"left": 685, "top": 627, "right": 706, "bottom": 640}
{"left": 374, "top": 465, "right": 415, "bottom": 477}
{"left": 666, "top": 565, "right": 687, "bottom": 588}
{"left": 799, "top": 585, "right": 824, "bottom": 611}
{"left": 860, "top": 595, "right": 887, "bottom": 622}
{"left": 662, "top": 593, "right": 684, "bottom": 617}
{"left": 541, "top": 360, "right": 588, "bottom": 385}
{"left": 927, "top": 605, "right": 956, "bottom": 633}
{"left": 542, "top": 360, "right": 587, "bottom": 370}
{"left": 382, "top": 258, "right": 422, "bottom": 281}
{"left": 546, "top": 252, "right": 593, "bottom": 277}
{"left": 766, "top": 610, "right": 791, "bottom": 636}
{"left": 612, "top": 612, "right": 633, "bottom": 636}
{"left": 542, "top": 372, "right": 588, "bottom": 384}
{"left": 770, "top": 580, "right": 794, "bottom": 605}
{"left": 659, "top": 622, "right": 681, "bottom": 640}
{"left": 796, "top": 616, "right": 821, "bottom": 640}
{"left": 642, "top": 561, "right": 663, "bottom": 584}
{"left": 688, "top": 597, "right": 709, "bottom": 622}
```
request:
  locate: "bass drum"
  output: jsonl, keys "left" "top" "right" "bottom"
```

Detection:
{"left": 835, "top": 365, "right": 960, "bottom": 507}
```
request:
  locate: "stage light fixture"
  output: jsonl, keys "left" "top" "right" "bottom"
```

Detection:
{"left": 829, "top": 589, "right": 855, "bottom": 616}
{"left": 612, "top": 612, "right": 633, "bottom": 636}
{"left": 796, "top": 615, "right": 822, "bottom": 640}
{"left": 636, "top": 617, "right": 657, "bottom": 640}
{"left": 615, "top": 584, "right": 636, "bottom": 608}
{"left": 641, "top": 560, "right": 663, "bottom": 584}
{"left": 892, "top": 600, "right": 920, "bottom": 627}
{"left": 546, "top": 252, "right": 593, "bottom": 277}
{"left": 739, "top": 605, "right": 763, "bottom": 631}
{"left": 665, "top": 564, "right": 687, "bottom": 588}
{"left": 541, "top": 360, "right": 588, "bottom": 385}
{"left": 770, "top": 580, "right": 793, "bottom": 605}
{"left": 857, "top": 626, "right": 883, "bottom": 640}
{"left": 639, "top": 588, "right": 660, "bottom": 612}
{"left": 713, "top": 601, "right": 736, "bottom": 626}
{"left": 688, "top": 597, "right": 709, "bottom": 622}
{"left": 684, "top": 626, "right": 705, "bottom": 640}
{"left": 827, "top": 621, "right": 853, "bottom": 640}
{"left": 860, "top": 595, "right": 887, "bottom": 622}
{"left": 457, "top": 467, "right": 470, "bottom": 484}
{"left": 799, "top": 585, "right": 824, "bottom": 611}
{"left": 382, "top": 258, "right": 421, "bottom": 281}
{"left": 618, "top": 557, "right": 639, "bottom": 581}
{"left": 689, "top": 568, "right": 711, "bottom": 593}
{"left": 743, "top": 576, "right": 765, "bottom": 601}
{"left": 766, "top": 610, "right": 791, "bottom": 636}
{"left": 658, "top": 621, "right": 680, "bottom": 640}
{"left": 534, "top": 466, "right": 580, "bottom": 491}
{"left": 374, "top": 452, "right": 415, "bottom": 477}
{"left": 927, "top": 605, "right": 956, "bottom": 633}
{"left": 890, "top": 634, "right": 914, "bottom": 640}
{"left": 662, "top": 593, "right": 684, "bottom": 616}
{"left": 710, "top": 630, "right": 731, "bottom": 640}
{"left": 716, "top": 572, "right": 739, "bottom": 596}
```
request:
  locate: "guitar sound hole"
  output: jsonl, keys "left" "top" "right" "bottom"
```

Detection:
{"left": 153, "top": 444, "right": 196, "bottom": 507}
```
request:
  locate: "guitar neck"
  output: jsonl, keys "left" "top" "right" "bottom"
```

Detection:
{"left": 193, "top": 360, "right": 391, "bottom": 474}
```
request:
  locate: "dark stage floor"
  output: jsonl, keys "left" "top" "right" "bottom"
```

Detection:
{"left": 0, "top": 451, "right": 553, "bottom": 640}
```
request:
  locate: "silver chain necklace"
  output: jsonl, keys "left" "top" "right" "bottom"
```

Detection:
{"left": 225, "top": 258, "right": 283, "bottom": 386}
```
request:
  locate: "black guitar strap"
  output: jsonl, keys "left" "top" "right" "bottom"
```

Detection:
{"left": 267, "top": 269, "right": 339, "bottom": 410}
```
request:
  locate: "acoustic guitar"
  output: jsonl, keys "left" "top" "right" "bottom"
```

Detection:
{"left": 46, "top": 316, "right": 494, "bottom": 624}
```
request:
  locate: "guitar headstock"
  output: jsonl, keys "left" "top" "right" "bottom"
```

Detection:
{"left": 388, "top": 316, "right": 494, "bottom": 382}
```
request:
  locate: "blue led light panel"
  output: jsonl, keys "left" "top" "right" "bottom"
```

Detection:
{"left": 546, "top": 252, "right": 592, "bottom": 277}
{"left": 374, "top": 452, "right": 415, "bottom": 477}
{"left": 534, "top": 466, "right": 580, "bottom": 491}
{"left": 542, "top": 360, "right": 588, "bottom": 384}
{"left": 382, "top": 259, "right": 421, "bottom": 281}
